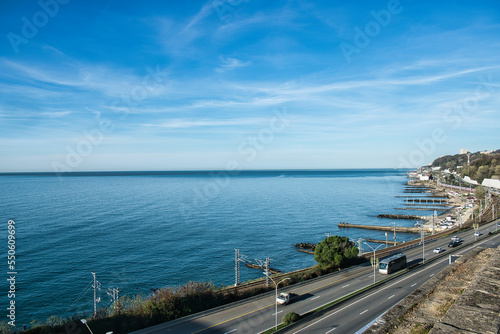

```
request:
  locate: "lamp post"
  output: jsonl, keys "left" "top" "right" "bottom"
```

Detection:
{"left": 363, "top": 242, "right": 383, "bottom": 286}
{"left": 264, "top": 273, "right": 290, "bottom": 330}
{"left": 421, "top": 224, "right": 425, "bottom": 264}
{"left": 80, "top": 319, "right": 94, "bottom": 334}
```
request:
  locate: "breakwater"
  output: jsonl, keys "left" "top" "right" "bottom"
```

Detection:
{"left": 377, "top": 214, "right": 422, "bottom": 220}
{"left": 338, "top": 222, "right": 431, "bottom": 233}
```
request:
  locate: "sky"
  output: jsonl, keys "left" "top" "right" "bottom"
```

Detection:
{"left": 1, "top": 0, "right": 499, "bottom": 172}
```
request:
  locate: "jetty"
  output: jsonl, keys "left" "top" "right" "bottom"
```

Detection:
{"left": 377, "top": 214, "right": 422, "bottom": 220}
{"left": 296, "top": 248, "right": 314, "bottom": 254}
{"left": 295, "top": 243, "right": 316, "bottom": 254}
{"left": 338, "top": 222, "right": 432, "bottom": 233}
{"left": 396, "top": 207, "right": 450, "bottom": 211}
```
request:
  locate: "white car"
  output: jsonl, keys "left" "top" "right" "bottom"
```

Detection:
{"left": 474, "top": 231, "right": 482, "bottom": 236}
{"left": 433, "top": 247, "right": 445, "bottom": 253}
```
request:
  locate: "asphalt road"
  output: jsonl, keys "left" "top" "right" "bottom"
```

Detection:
{"left": 133, "top": 219, "right": 500, "bottom": 334}
{"left": 282, "top": 220, "right": 500, "bottom": 334}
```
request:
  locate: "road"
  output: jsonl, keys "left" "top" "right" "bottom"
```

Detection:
{"left": 133, "top": 219, "right": 500, "bottom": 334}
{"left": 282, "top": 220, "right": 500, "bottom": 334}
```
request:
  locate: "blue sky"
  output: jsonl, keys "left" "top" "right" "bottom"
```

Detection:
{"left": 1, "top": 0, "right": 499, "bottom": 172}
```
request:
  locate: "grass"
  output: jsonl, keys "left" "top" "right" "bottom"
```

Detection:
{"left": 410, "top": 322, "right": 433, "bottom": 334}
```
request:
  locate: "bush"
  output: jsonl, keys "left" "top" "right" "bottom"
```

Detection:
{"left": 314, "top": 235, "right": 359, "bottom": 267}
{"left": 282, "top": 311, "right": 300, "bottom": 325}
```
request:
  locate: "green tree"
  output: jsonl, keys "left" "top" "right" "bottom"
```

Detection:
{"left": 474, "top": 186, "right": 486, "bottom": 200}
{"left": 314, "top": 235, "right": 358, "bottom": 268}
{"left": 282, "top": 311, "right": 300, "bottom": 325}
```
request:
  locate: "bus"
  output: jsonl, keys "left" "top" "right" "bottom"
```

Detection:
{"left": 379, "top": 253, "right": 407, "bottom": 274}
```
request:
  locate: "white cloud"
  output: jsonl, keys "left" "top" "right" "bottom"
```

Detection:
{"left": 216, "top": 56, "right": 251, "bottom": 72}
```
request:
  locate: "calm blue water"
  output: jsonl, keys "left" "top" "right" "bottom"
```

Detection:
{"left": 0, "top": 169, "right": 441, "bottom": 326}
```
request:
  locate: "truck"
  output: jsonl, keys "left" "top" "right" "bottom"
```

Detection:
{"left": 276, "top": 292, "right": 299, "bottom": 305}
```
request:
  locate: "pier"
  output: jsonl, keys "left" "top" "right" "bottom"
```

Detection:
{"left": 338, "top": 222, "right": 432, "bottom": 233}
{"left": 377, "top": 214, "right": 422, "bottom": 220}
{"left": 396, "top": 207, "right": 450, "bottom": 211}
{"left": 403, "top": 197, "right": 448, "bottom": 204}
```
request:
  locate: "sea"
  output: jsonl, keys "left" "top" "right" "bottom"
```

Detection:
{"left": 0, "top": 169, "right": 445, "bottom": 326}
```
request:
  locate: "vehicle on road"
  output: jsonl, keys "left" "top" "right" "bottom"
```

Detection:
{"left": 451, "top": 236, "right": 462, "bottom": 242}
{"left": 276, "top": 292, "right": 299, "bottom": 305}
{"left": 433, "top": 247, "right": 445, "bottom": 253}
{"left": 474, "top": 231, "right": 482, "bottom": 236}
{"left": 379, "top": 253, "right": 406, "bottom": 274}
{"left": 448, "top": 240, "right": 461, "bottom": 247}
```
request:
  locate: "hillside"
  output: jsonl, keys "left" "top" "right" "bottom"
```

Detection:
{"left": 431, "top": 150, "right": 500, "bottom": 184}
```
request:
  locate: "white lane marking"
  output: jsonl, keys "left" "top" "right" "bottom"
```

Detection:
{"left": 342, "top": 284, "right": 350, "bottom": 288}
{"left": 273, "top": 310, "right": 283, "bottom": 316}
{"left": 411, "top": 283, "right": 417, "bottom": 287}
{"left": 292, "top": 234, "right": 500, "bottom": 334}
{"left": 325, "top": 328, "right": 336, "bottom": 333}
{"left": 224, "top": 329, "right": 237, "bottom": 334}
{"left": 360, "top": 309, "right": 368, "bottom": 315}
{"left": 293, "top": 258, "right": 449, "bottom": 334}
{"left": 388, "top": 294, "right": 395, "bottom": 299}
{"left": 368, "top": 274, "right": 373, "bottom": 277}
{"left": 311, "top": 296, "right": 320, "bottom": 300}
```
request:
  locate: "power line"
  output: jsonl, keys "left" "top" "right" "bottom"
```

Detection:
{"left": 66, "top": 280, "right": 93, "bottom": 313}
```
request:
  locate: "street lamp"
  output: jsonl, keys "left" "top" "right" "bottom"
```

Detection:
{"left": 363, "top": 242, "right": 383, "bottom": 286}
{"left": 421, "top": 224, "right": 425, "bottom": 264}
{"left": 264, "top": 273, "right": 290, "bottom": 330}
{"left": 80, "top": 319, "right": 94, "bottom": 334}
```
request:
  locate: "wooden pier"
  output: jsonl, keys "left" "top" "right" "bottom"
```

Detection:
{"left": 338, "top": 222, "right": 431, "bottom": 233}
{"left": 403, "top": 197, "right": 448, "bottom": 204}
{"left": 396, "top": 207, "right": 449, "bottom": 211}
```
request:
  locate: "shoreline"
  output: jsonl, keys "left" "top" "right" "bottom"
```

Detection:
{"left": 412, "top": 179, "right": 472, "bottom": 232}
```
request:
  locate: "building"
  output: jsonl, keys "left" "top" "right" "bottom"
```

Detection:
{"left": 481, "top": 178, "right": 500, "bottom": 191}
{"left": 460, "top": 148, "right": 468, "bottom": 154}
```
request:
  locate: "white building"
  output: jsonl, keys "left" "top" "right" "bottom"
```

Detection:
{"left": 463, "top": 176, "right": 479, "bottom": 185}
{"left": 482, "top": 178, "right": 500, "bottom": 190}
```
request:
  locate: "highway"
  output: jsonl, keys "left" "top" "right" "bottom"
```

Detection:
{"left": 133, "top": 219, "right": 500, "bottom": 334}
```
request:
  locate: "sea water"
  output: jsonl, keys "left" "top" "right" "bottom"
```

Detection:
{"left": 0, "top": 169, "right": 441, "bottom": 325}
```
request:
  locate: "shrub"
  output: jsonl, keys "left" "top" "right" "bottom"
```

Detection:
{"left": 314, "top": 235, "right": 359, "bottom": 267}
{"left": 282, "top": 311, "right": 300, "bottom": 325}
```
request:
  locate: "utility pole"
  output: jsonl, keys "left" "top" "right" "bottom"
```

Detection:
{"left": 235, "top": 249, "right": 240, "bottom": 287}
{"left": 265, "top": 257, "right": 270, "bottom": 287}
{"left": 358, "top": 238, "right": 363, "bottom": 253}
{"left": 385, "top": 232, "right": 388, "bottom": 248}
{"left": 91, "top": 272, "right": 101, "bottom": 318}
{"left": 432, "top": 210, "right": 436, "bottom": 235}
{"left": 421, "top": 224, "right": 425, "bottom": 264}
{"left": 107, "top": 288, "right": 119, "bottom": 311}
{"left": 393, "top": 222, "right": 396, "bottom": 246}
